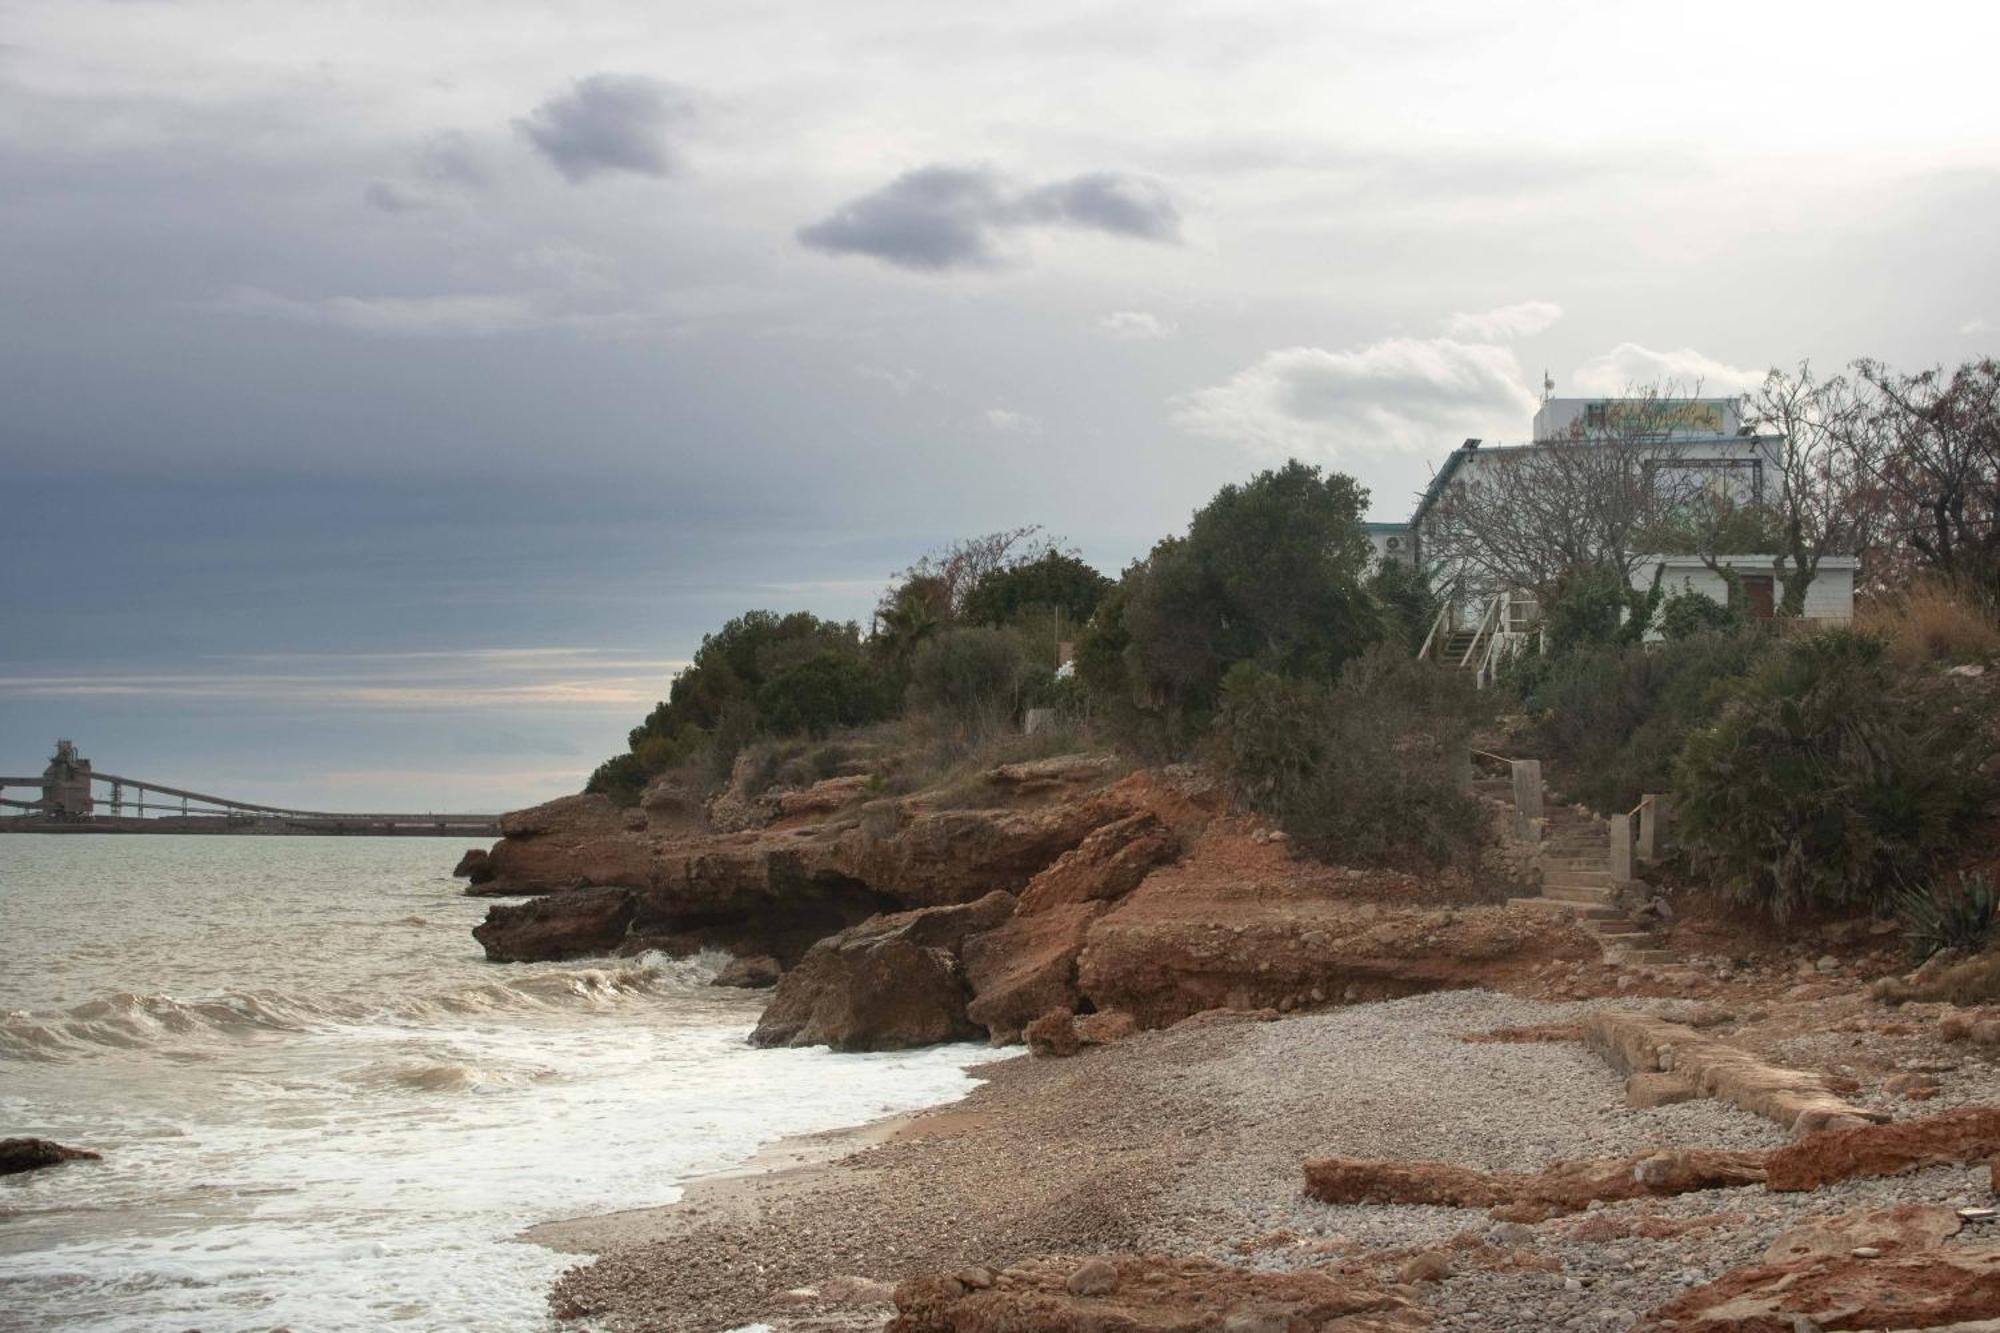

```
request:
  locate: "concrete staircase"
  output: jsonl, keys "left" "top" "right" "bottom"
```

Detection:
{"left": 1508, "top": 802, "right": 1673, "bottom": 966}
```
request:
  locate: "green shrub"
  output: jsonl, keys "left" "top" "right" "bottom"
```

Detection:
{"left": 906, "top": 626, "right": 1035, "bottom": 726}
{"left": 960, "top": 550, "right": 1110, "bottom": 629}
{"left": 1673, "top": 629, "right": 1993, "bottom": 919}
{"left": 1214, "top": 648, "right": 1486, "bottom": 867}
{"left": 1656, "top": 585, "right": 1745, "bottom": 641}
{"left": 754, "top": 652, "right": 894, "bottom": 739}
{"left": 1895, "top": 872, "right": 1998, "bottom": 964}
{"left": 1369, "top": 560, "right": 1441, "bottom": 654}
{"left": 1511, "top": 628, "right": 1772, "bottom": 811}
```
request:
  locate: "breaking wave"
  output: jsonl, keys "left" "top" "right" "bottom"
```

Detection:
{"left": 0, "top": 951, "right": 726, "bottom": 1062}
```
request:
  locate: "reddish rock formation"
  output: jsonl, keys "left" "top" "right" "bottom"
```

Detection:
{"left": 450, "top": 848, "right": 492, "bottom": 882}
{"left": 479, "top": 794, "right": 653, "bottom": 895}
{"left": 750, "top": 893, "right": 1017, "bottom": 1051}
{"left": 471, "top": 887, "right": 636, "bottom": 963}
{"left": 1024, "top": 1007, "right": 1082, "bottom": 1057}
{"left": 1014, "top": 812, "right": 1177, "bottom": 914}
{"left": 1763, "top": 1104, "right": 2000, "bottom": 1192}
{"left": 1759, "top": 1204, "right": 1963, "bottom": 1264}
{"left": 1303, "top": 1148, "right": 1769, "bottom": 1218}
{"left": 470, "top": 757, "right": 1135, "bottom": 963}
{"left": 963, "top": 901, "right": 1107, "bottom": 1043}
{"left": 1642, "top": 1241, "right": 2000, "bottom": 1332}
{"left": 887, "top": 1253, "right": 1424, "bottom": 1333}
{"left": 0, "top": 1138, "right": 102, "bottom": 1175}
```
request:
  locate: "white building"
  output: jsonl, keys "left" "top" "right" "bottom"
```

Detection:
{"left": 1369, "top": 397, "right": 1858, "bottom": 676}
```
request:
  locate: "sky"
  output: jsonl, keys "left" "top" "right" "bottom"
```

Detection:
{"left": 3, "top": 0, "right": 1998, "bottom": 810}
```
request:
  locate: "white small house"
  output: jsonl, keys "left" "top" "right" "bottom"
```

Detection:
{"left": 1639, "top": 554, "right": 1856, "bottom": 634}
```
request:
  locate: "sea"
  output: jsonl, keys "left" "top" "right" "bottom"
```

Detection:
{"left": 0, "top": 837, "right": 992, "bottom": 1332}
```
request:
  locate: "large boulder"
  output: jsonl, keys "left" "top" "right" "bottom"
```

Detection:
{"left": 472, "top": 887, "right": 635, "bottom": 963}
{"left": 750, "top": 892, "right": 1017, "bottom": 1051}
{"left": 963, "top": 902, "right": 1107, "bottom": 1043}
{"left": 0, "top": 1138, "right": 102, "bottom": 1175}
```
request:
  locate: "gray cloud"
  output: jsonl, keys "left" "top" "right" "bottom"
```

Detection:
{"left": 516, "top": 74, "right": 694, "bottom": 183}
{"left": 363, "top": 178, "right": 428, "bottom": 213}
{"left": 797, "top": 164, "right": 1181, "bottom": 271}
{"left": 417, "top": 130, "right": 492, "bottom": 188}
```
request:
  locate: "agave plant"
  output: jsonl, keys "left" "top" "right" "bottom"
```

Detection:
{"left": 1895, "top": 871, "right": 1999, "bottom": 964}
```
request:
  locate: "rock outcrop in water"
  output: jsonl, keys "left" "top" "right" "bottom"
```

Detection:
{"left": 473, "top": 752, "right": 1596, "bottom": 1050}
{"left": 0, "top": 1138, "right": 101, "bottom": 1175}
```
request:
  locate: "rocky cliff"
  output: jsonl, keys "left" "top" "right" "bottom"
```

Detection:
{"left": 471, "top": 752, "right": 1595, "bottom": 1051}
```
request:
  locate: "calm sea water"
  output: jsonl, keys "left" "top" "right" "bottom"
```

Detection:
{"left": 0, "top": 837, "right": 989, "bottom": 1332}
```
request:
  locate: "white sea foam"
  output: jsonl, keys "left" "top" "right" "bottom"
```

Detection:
{"left": 0, "top": 837, "right": 996, "bottom": 1332}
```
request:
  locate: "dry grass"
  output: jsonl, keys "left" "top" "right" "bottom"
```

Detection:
{"left": 1857, "top": 580, "right": 2000, "bottom": 667}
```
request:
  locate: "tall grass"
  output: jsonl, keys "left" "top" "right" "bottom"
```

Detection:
{"left": 1858, "top": 580, "right": 2000, "bottom": 667}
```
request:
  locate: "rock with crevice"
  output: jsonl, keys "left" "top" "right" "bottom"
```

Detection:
{"left": 964, "top": 901, "right": 1107, "bottom": 1043}
{"left": 1015, "top": 812, "right": 1178, "bottom": 914}
{"left": 471, "top": 887, "right": 636, "bottom": 963}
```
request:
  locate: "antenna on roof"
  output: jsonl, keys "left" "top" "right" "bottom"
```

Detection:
{"left": 1542, "top": 370, "right": 1554, "bottom": 404}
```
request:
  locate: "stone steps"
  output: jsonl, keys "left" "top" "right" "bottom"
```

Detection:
{"left": 1518, "top": 780, "right": 1669, "bottom": 970}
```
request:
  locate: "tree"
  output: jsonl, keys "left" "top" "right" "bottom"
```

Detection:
{"left": 1424, "top": 384, "right": 1727, "bottom": 601}
{"left": 959, "top": 550, "right": 1110, "bottom": 629}
{"left": 1111, "top": 460, "right": 1380, "bottom": 712}
{"left": 1747, "top": 362, "right": 1879, "bottom": 615}
{"left": 875, "top": 526, "right": 1065, "bottom": 626}
{"left": 1853, "top": 358, "right": 2000, "bottom": 591}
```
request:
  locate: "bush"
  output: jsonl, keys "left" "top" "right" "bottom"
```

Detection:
{"left": 905, "top": 627, "right": 1036, "bottom": 727}
{"left": 754, "top": 652, "right": 894, "bottom": 739}
{"left": 1896, "top": 872, "right": 1998, "bottom": 964}
{"left": 1542, "top": 564, "right": 1659, "bottom": 652}
{"left": 1511, "top": 628, "right": 1772, "bottom": 812}
{"left": 1656, "top": 585, "right": 1745, "bottom": 641}
{"left": 1214, "top": 648, "right": 1486, "bottom": 867}
{"left": 1369, "top": 560, "right": 1441, "bottom": 654}
{"left": 1673, "top": 629, "right": 1993, "bottom": 919}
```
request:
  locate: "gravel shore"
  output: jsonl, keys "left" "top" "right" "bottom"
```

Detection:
{"left": 542, "top": 987, "right": 1999, "bottom": 1333}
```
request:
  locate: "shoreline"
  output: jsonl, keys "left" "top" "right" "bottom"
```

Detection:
{"left": 537, "top": 985, "right": 2000, "bottom": 1333}
{"left": 522, "top": 1090, "right": 991, "bottom": 1256}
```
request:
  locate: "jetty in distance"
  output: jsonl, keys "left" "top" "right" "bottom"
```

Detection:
{"left": 0, "top": 741, "right": 501, "bottom": 837}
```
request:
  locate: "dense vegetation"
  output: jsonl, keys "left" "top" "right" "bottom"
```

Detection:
{"left": 585, "top": 355, "right": 2000, "bottom": 925}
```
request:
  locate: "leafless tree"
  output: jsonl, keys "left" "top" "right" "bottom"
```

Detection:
{"left": 1421, "top": 384, "right": 1720, "bottom": 601}
{"left": 1745, "top": 362, "right": 1880, "bottom": 614}
{"left": 1851, "top": 357, "right": 2000, "bottom": 590}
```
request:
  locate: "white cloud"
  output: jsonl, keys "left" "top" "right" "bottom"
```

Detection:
{"left": 1964, "top": 317, "right": 1993, "bottom": 335}
{"left": 984, "top": 407, "right": 1041, "bottom": 433}
{"left": 1570, "top": 342, "right": 1766, "bottom": 395}
{"left": 1097, "top": 310, "right": 1176, "bottom": 341}
{"left": 1173, "top": 337, "right": 1538, "bottom": 459}
{"left": 1444, "top": 300, "right": 1563, "bottom": 341}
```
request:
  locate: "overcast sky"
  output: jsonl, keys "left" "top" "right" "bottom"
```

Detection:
{"left": 3, "top": 0, "right": 1997, "bottom": 810}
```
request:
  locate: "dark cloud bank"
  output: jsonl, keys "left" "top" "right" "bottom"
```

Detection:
{"left": 798, "top": 164, "right": 1181, "bottom": 270}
